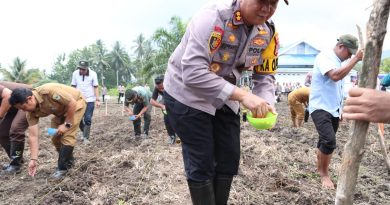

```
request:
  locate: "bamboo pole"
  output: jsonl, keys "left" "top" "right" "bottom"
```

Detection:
{"left": 377, "top": 123, "right": 390, "bottom": 172}
{"left": 335, "top": 0, "right": 390, "bottom": 204}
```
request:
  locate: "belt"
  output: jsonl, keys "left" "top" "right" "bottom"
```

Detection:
{"left": 223, "top": 73, "right": 236, "bottom": 85}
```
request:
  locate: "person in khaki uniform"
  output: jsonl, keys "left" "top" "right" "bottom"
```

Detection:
{"left": 9, "top": 83, "right": 86, "bottom": 179}
{"left": 288, "top": 86, "right": 310, "bottom": 127}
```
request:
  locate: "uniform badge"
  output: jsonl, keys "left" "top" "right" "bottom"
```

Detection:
{"left": 222, "top": 52, "right": 230, "bottom": 61}
{"left": 209, "top": 26, "right": 224, "bottom": 53}
{"left": 210, "top": 63, "right": 221, "bottom": 73}
{"left": 227, "top": 22, "right": 238, "bottom": 29}
{"left": 52, "top": 94, "right": 61, "bottom": 101}
{"left": 228, "top": 34, "right": 236, "bottom": 43}
{"left": 253, "top": 37, "right": 265, "bottom": 46}
{"left": 258, "top": 26, "right": 268, "bottom": 35}
{"left": 234, "top": 11, "right": 242, "bottom": 22}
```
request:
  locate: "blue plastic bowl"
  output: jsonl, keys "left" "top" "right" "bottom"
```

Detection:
{"left": 47, "top": 128, "right": 58, "bottom": 136}
{"left": 129, "top": 115, "right": 137, "bottom": 121}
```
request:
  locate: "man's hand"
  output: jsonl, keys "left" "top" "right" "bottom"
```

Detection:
{"left": 343, "top": 87, "right": 390, "bottom": 123}
{"left": 241, "top": 93, "right": 275, "bottom": 118}
{"left": 28, "top": 159, "right": 37, "bottom": 176}
{"left": 355, "top": 48, "right": 364, "bottom": 61}
{"left": 95, "top": 100, "right": 101, "bottom": 108}
{"left": 57, "top": 124, "right": 68, "bottom": 136}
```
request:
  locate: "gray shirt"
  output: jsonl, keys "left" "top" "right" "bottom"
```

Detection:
{"left": 164, "top": 0, "right": 277, "bottom": 115}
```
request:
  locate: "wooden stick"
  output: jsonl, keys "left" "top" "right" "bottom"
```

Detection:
{"left": 377, "top": 123, "right": 390, "bottom": 172}
{"left": 356, "top": 24, "right": 364, "bottom": 48}
{"left": 105, "top": 99, "right": 108, "bottom": 116}
{"left": 335, "top": 1, "right": 390, "bottom": 204}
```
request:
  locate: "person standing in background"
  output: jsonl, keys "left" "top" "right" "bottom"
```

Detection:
{"left": 101, "top": 86, "right": 107, "bottom": 103}
{"left": 71, "top": 60, "right": 100, "bottom": 144}
{"left": 118, "top": 84, "right": 125, "bottom": 104}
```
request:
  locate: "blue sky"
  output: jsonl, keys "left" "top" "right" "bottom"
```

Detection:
{"left": 0, "top": 0, "right": 388, "bottom": 71}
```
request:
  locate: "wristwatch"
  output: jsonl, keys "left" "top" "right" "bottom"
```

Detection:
{"left": 65, "top": 122, "right": 72, "bottom": 128}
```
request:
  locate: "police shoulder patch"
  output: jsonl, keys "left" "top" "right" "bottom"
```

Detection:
{"left": 52, "top": 94, "right": 61, "bottom": 101}
{"left": 209, "top": 26, "right": 224, "bottom": 53}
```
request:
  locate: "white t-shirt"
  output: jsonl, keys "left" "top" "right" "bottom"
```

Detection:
{"left": 71, "top": 69, "right": 99, "bottom": 102}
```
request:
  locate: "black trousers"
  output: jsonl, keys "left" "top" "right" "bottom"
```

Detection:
{"left": 163, "top": 112, "right": 176, "bottom": 136}
{"left": 133, "top": 103, "right": 151, "bottom": 135}
{"left": 164, "top": 92, "right": 240, "bottom": 182}
{"left": 311, "top": 110, "right": 339, "bottom": 155}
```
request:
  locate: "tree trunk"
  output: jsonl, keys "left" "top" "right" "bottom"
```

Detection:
{"left": 335, "top": 1, "right": 390, "bottom": 204}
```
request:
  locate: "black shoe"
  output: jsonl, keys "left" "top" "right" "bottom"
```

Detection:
{"left": 4, "top": 165, "right": 21, "bottom": 174}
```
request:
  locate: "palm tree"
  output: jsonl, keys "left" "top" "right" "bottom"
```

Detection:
{"left": 140, "top": 16, "right": 187, "bottom": 81}
{"left": 92, "top": 40, "right": 111, "bottom": 86}
{"left": 109, "top": 41, "right": 131, "bottom": 85}
{"left": 132, "top": 34, "right": 147, "bottom": 60}
{"left": 0, "top": 57, "right": 43, "bottom": 84}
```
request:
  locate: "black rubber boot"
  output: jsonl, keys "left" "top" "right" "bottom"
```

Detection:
{"left": 214, "top": 175, "right": 233, "bottom": 205}
{"left": 4, "top": 141, "right": 24, "bottom": 174}
{"left": 188, "top": 179, "right": 216, "bottom": 205}
{"left": 1, "top": 142, "right": 11, "bottom": 170}
{"left": 304, "top": 108, "right": 310, "bottom": 122}
{"left": 83, "top": 125, "right": 91, "bottom": 144}
{"left": 134, "top": 125, "right": 141, "bottom": 137}
{"left": 52, "top": 145, "right": 74, "bottom": 180}
{"left": 0, "top": 141, "right": 11, "bottom": 159}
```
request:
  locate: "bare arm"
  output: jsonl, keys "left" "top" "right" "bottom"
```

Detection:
{"left": 27, "top": 124, "right": 39, "bottom": 176}
{"left": 137, "top": 106, "right": 149, "bottom": 118}
{"left": 150, "top": 98, "right": 165, "bottom": 109}
{"left": 0, "top": 88, "right": 12, "bottom": 118}
{"left": 94, "top": 86, "right": 100, "bottom": 107}
{"left": 125, "top": 106, "right": 133, "bottom": 116}
{"left": 326, "top": 49, "right": 363, "bottom": 81}
{"left": 56, "top": 99, "right": 77, "bottom": 135}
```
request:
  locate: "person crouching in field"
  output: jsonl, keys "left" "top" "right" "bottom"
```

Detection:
{"left": 0, "top": 82, "right": 31, "bottom": 174}
{"left": 149, "top": 75, "right": 178, "bottom": 144}
{"left": 287, "top": 86, "right": 310, "bottom": 127}
{"left": 124, "top": 86, "right": 152, "bottom": 138}
{"left": 9, "top": 83, "right": 86, "bottom": 179}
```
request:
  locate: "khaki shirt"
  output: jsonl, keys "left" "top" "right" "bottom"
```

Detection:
{"left": 164, "top": 0, "right": 277, "bottom": 115}
{"left": 288, "top": 87, "right": 310, "bottom": 104}
{"left": 27, "top": 83, "right": 86, "bottom": 126}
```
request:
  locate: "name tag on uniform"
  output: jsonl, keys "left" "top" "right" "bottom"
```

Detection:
{"left": 253, "top": 58, "right": 278, "bottom": 74}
